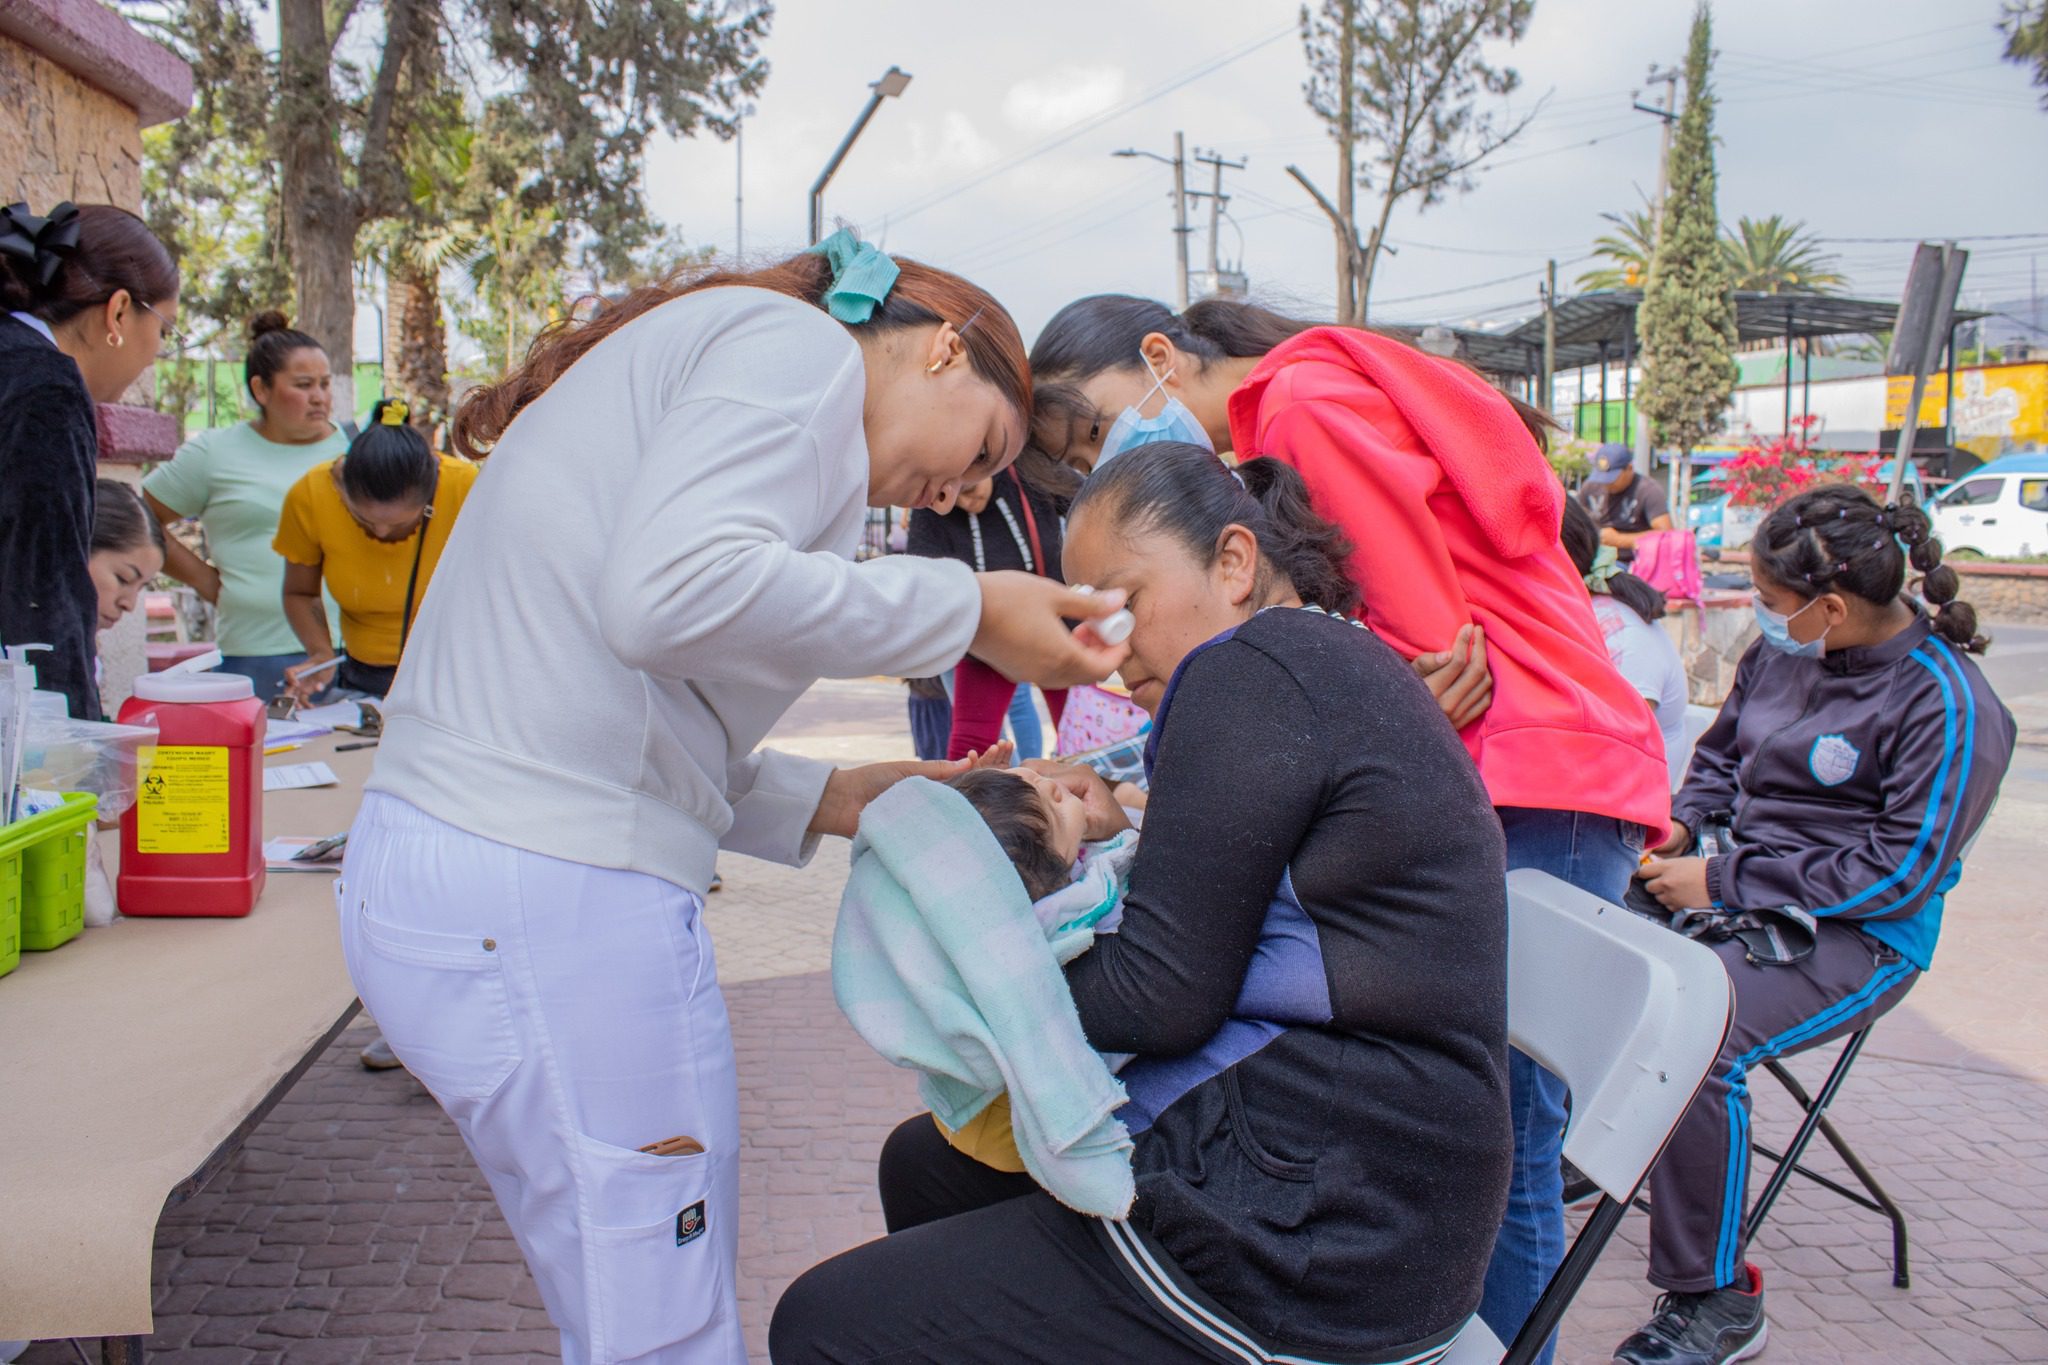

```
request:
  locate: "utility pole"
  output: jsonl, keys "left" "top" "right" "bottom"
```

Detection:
{"left": 1335, "top": 0, "right": 1358, "bottom": 322}
{"left": 1113, "top": 133, "right": 1193, "bottom": 310}
{"left": 1631, "top": 62, "right": 1681, "bottom": 479}
{"left": 1541, "top": 259, "right": 1558, "bottom": 413}
{"left": 1635, "top": 65, "right": 1681, "bottom": 245}
{"left": 1186, "top": 148, "right": 1247, "bottom": 301}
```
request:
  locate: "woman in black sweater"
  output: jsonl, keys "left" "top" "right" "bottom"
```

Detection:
{"left": 0, "top": 202, "right": 180, "bottom": 719}
{"left": 774, "top": 444, "right": 1511, "bottom": 1364}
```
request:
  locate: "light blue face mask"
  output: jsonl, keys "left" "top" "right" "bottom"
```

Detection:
{"left": 1096, "top": 354, "right": 1214, "bottom": 469}
{"left": 1754, "top": 593, "right": 1827, "bottom": 659}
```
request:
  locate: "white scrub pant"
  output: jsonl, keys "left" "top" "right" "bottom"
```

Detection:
{"left": 339, "top": 791, "right": 744, "bottom": 1364}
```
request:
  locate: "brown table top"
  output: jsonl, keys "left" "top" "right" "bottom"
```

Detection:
{"left": 0, "top": 734, "right": 372, "bottom": 1340}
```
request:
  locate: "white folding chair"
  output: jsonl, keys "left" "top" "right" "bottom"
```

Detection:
{"left": 1675, "top": 703, "right": 1720, "bottom": 792}
{"left": 1443, "top": 869, "right": 1735, "bottom": 1365}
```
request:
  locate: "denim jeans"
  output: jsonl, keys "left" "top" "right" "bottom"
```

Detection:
{"left": 1479, "top": 806, "right": 1643, "bottom": 1364}
{"left": 1005, "top": 686, "right": 1043, "bottom": 761}
{"left": 218, "top": 652, "right": 305, "bottom": 703}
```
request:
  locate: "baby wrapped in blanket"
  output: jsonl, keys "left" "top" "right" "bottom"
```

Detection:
{"left": 834, "top": 767, "right": 1331, "bottom": 1220}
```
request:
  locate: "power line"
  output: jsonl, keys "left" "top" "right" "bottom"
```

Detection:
{"left": 1372, "top": 258, "right": 1591, "bottom": 308}
{"left": 1816, "top": 233, "right": 2048, "bottom": 244}
{"left": 864, "top": 21, "right": 1295, "bottom": 227}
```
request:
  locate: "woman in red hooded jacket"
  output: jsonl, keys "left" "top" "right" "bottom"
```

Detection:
{"left": 1030, "top": 294, "right": 1670, "bottom": 1363}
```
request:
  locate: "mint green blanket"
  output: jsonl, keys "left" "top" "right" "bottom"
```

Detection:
{"left": 832, "top": 777, "right": 1134, "bottom": 1218}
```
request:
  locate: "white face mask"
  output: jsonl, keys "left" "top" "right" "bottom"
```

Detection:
{"left": 1097, "top": 353, "right": 1214, "bottom": 470}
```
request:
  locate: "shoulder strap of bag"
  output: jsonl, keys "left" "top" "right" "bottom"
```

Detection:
{"left": 397, "top": 464, "right": 441, "bottom": 657}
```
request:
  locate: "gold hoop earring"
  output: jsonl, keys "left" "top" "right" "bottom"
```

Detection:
{"left": 925, "top": 360, "right": 943, "bottom": 374}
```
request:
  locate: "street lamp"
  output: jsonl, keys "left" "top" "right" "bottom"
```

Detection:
{"left": 808, "top": 65, "right": 913, "bottom": 245}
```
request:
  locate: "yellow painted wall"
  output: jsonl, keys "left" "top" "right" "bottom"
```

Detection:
{"left": 1885, "top": 363, "right": 2048, "bottom": 461}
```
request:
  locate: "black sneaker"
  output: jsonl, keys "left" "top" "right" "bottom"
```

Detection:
{"left": 1561, "top": 1156, "right": 1601, "bottom": 1206}
{"left": 1613, "top": 1265, "right": 1767, "bottom": 1364}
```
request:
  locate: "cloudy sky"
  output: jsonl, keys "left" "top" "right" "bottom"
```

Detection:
{"left": 636, "top": 0, "right": 2048, "bottom": 344}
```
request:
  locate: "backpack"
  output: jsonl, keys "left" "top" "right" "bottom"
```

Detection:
{"left": 1631, "top": 528, "right": 1703, "bottom": 604}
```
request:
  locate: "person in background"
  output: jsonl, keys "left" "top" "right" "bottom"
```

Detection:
{"left": 905, "top": 675, "right": 953, "bottom": 761}
{"left": 1562, "top": 497, "right": 1688, "bottom": 787}
{"left": 275, "top": 397, "right": 478, "bottom": 703}
{"left": 907, "top": 467, "right": 1071, "bottom": 760}
{"left": 1028, "top": 293, "right": 1670, "bottom": 1364}
{"left": 1578, "top": 442, "right": 1672, "bottom": 564}
{"left": 143, "top": 311, "right": 348, "bottom": 701}
{"left": 1620, "top": 484, "right": 2014, "bottom": 1365}
{"left": 1, "top": 201, "right": 180, "bottom": 720}
{"left": 89, "top": 479, "right": 167, "bottom": 633}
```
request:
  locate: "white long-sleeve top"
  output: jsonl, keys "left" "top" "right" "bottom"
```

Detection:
{"left": 367, "top": 287, "right": 981, "bottom": 891}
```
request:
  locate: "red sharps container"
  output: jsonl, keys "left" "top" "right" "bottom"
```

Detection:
{"left": 117, "top": 672, "right": 267, "bottom": 916}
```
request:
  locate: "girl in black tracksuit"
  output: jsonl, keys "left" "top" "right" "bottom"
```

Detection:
{"left": 1615, "top": 485, "right": 2015, "bottom": 1365}
{"left": 774, "top": 445, "right": 1512, "bottom": 1365}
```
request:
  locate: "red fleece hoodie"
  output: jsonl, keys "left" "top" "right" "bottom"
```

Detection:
{"left": 1229, "top": 326, "right": 1671, "bottom": 839}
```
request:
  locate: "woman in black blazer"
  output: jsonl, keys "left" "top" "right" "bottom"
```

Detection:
{"left": 0, "top": 202, "right": 180, "bottom": 719}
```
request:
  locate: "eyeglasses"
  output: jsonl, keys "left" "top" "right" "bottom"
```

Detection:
{"left": 139, "top": 299, "right": 190, "bottom": 358}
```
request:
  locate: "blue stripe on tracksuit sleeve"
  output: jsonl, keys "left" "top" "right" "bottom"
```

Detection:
{"left": 1810, "top": 644, "right": 1974, "bottom": 920}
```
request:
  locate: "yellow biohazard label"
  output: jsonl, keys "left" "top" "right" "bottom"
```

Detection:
{"left": 136, "top": 745, "right": 232, "bottom": 854}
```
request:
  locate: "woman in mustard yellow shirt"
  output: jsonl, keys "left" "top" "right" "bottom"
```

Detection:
{"left": 274, "top": 398, "right": 479, "bottom": 701}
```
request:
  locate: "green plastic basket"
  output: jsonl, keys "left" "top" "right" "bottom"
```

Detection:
{"left": 0, "top": 845, "right": 20, "bottom": 978}
{"left": 0, "top": 792, "right": 98, "bottom": 955}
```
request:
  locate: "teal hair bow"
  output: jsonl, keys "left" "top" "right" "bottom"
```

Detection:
{"left": 1584, "top": 544, "right": 1623, "bottom": 594}
{"left": 809, "top": 228, "right": 900, "bottom": 324}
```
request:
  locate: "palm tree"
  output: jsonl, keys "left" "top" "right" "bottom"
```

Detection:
{"left": 1720, "top": 215, "right": 1846, "bottom": 294}
{"left": 1576, "top": 206, "right": 1656, "bottom": 291}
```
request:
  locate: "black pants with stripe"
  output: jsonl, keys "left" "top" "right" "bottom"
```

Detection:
{"left": 1647, "top": 920, "right": 1918, "bottom": 1293}
{"left": 768, "top": 1115, "right": 1459, "bottom": 1365}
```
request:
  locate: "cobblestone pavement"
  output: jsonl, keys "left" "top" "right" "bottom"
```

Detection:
{"left": 21, "top": 670, "right": 2048, "bottom": 1364}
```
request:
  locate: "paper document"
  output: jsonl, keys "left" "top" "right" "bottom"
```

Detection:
{"left": 294, "top": 700, "right": 363, "bottom": 730}
{"left": 264, "top": 762, "right": 339, "bottom": 792}
{"left": 264, "top": 717, "right": 333, "bottom": 744}
{"left": 262, "top": 837, "right": 344, "bottom": 872}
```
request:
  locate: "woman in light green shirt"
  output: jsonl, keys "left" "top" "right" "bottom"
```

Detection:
{"left": 143, "top": 310, "right": 345, "bottom": 700}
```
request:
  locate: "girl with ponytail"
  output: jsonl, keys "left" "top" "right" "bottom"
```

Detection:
{"left": 778, "top": 441, "right": 1512, "bottom": 1363}
{"left": 1617, "top": 482, "right": 2014, "bottom": 1361}
{"left": 1029, "top": 291, "right": 1669, "bottom": 1358}
{"left": 1, "top": 202, "right": 179, "bottom": 720}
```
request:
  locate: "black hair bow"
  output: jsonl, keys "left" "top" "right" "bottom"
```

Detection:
{"left": 0, "top": 201, "right": 82, "bottom": 288}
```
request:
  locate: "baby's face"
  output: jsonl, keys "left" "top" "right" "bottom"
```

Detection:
{"left": 1009, "top": 766, "right": 1087, "bottom": 868}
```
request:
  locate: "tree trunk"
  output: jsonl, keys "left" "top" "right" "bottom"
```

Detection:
{"left": 388, "top": 258, "right": 449, "bottom": 437}
{"left": 276, "top": 0, "right": 359, "bottom": 421}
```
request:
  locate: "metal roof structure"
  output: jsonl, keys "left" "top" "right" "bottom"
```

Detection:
{"left": 1393, "top": 290, "right": 1988, "bottom": 380}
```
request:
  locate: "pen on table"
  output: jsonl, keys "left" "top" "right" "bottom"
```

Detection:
{"left": 264, "top": 742, "right": 302, "bottom": 756}
{"left": 335, "top": 740, "right": 379, "bottom": 752}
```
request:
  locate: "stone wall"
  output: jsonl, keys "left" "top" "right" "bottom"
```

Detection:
{"left": 0, "top": 30, "right": 143, "bottom": 207}
{"left": 1949, "top": 565, "right": 2048, "bottom": 626}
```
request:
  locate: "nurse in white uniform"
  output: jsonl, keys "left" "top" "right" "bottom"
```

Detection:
{"left": 337, "top": 235, "right": 1129, "bottom": 1364}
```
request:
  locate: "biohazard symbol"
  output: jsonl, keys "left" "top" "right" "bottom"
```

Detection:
{"left": 143, "top": 774, "right": 168, "bottom": 799}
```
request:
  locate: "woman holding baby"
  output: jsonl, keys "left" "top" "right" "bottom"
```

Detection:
{"left": 772, "top": 442, "right": 1514, "bottom": 1365}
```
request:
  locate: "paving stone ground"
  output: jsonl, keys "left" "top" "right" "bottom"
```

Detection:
{"left": 20, "top": 659, "right": 2048, "bottom": 1364}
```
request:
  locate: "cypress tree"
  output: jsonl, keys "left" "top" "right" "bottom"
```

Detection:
{"left": 1637, "top": 2, "right": 1737, "bottom": 516}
